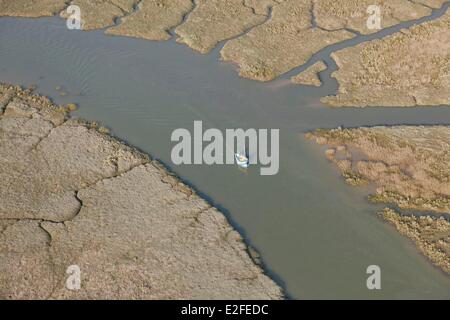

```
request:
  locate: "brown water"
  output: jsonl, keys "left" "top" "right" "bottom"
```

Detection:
{"left": 1, "top": 14, "right": 450, "bottom": 299}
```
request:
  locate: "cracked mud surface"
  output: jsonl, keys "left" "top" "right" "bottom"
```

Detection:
{"left": 1, "top": 0, "right": 450, "bottom": 296}
{"left": 0, "top": 84, "right": 283, "bottom": 299}
{"left": 307, "top": 126, "right": 450, "bottom": 274}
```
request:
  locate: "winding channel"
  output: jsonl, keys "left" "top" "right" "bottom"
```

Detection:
{"left": 0, "top": 6, "right": 450, "bottom": 298}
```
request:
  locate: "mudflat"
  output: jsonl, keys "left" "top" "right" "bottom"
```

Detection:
{"left": 0, "top": 84, "right": 283, "bottom": 299}
{"left": 307, "top": 126, "right": 450, "bottom": 274}
{"left": 323, "top": 7, "right": 450, "bottom": 107}
{"left": 1, "top": 0, "right": 450, "bottom": 297}
{"left": 380, "top": 208, "right": 449, "bottom": 276}
{"left": 291, "top": 61, "right": 327, "bottom": 87}
{"left": 2, "top": 0, "right": 447, "bottom": 94}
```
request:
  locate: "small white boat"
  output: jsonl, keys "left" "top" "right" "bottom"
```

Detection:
{"left": 235, "top": 153, "right": 249, "bottom": 168}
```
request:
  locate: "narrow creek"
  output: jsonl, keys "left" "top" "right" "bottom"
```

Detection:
{"left": 1, "top": 8, "right": 449, "bottom": 298}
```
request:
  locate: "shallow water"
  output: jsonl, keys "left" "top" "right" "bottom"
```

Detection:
{"left": 1, "top": 16, "right": 450, "bottom": 299}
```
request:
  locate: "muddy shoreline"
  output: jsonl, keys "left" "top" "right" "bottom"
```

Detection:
{"left": 307, "top": 126, "right": 450, "bottom": 275}
{"left": 1, "top": 0, "right": 450, "bottom": 298}
{"left": 0, "top": 83, "right": 284, "bottom": 299}
{"left": 2, "top": 0, "right": 449, "bottom": 107}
